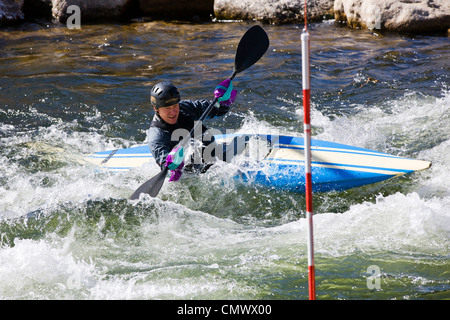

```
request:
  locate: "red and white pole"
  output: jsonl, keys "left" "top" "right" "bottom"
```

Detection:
{"left": 301, "top": 25, "right": 315, "bottom": 300}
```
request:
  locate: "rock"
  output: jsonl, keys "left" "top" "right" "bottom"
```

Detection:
{"left": 51, "top": 0, "right": 135, "bottom": 23}
{"left": 334, "top": 0, "right": 450, "bottom": 33}
{"left": 213, "top": 0, "right": 334, "bottom": 24}
{"left": 138, "top": 0, "right": 214, "bottom": 21}
{"left": 0, "top": 0, "right": 25, "bottom": 25}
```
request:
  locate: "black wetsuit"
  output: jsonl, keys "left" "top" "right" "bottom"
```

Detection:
{"left": 147, "top": 99, "right": 229, "bottom": 170}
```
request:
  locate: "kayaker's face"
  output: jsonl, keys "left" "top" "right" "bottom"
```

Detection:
{"left": 156, "top": 103, "right": 179, "bottom": 125}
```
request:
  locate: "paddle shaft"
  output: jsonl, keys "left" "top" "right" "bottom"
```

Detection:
{"left": 178, "top": 71, "right": 238, "bottom": 150}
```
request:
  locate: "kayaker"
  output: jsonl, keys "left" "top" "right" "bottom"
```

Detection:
{"left": 148, "top": 80, "right": 237, "bottom": 182}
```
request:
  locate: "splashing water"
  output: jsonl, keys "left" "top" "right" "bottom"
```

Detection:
{"left": 1, "top": 21, "right": 449, "bottom": 300}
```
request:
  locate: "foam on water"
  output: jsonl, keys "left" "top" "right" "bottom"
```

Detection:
{"left": 0, "top": 235, "right": 97, "bottom": 299}
{"left": 274, "top": 192, "right": 450, "bottom": 256}
{"left": 1, "top": 52, "right": 449, "bottom": 298}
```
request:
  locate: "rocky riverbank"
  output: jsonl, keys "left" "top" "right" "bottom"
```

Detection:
{"left": 334, "top": 0, "right": 450, "bottom": 33}
{"left": 1, "top": 0, "right": 449, "bottom": 33}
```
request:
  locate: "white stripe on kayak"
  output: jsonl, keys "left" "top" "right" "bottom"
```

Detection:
{"left": 267, "top": 146, "right": 431, "bottom": 173}
{"left": 265, "top": 158, "right": 407, "bottom": 176}
{"left": 88, "top": 154, "right": 152, "bottom": 158}
{"left": 275, "top": 143, "right": 401, "bottom": 159}
{"left": 85, "top": 156, "right": 151, "bottom": 168}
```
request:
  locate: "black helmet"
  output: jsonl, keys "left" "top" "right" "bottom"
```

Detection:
{"left": 150, "top": 81, "right": 181, "bottom": 109}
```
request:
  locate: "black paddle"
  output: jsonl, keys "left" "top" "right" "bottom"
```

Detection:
{"left": 130, "top": 25, "right": 269, "bottom": 200}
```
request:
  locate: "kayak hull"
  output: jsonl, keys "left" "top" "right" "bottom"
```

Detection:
{"left": 85, "top": 134, "right": 431, "bottom": 193}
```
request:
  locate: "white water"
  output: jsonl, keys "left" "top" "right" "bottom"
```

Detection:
{"left": 1, "top": 20, "right": 449, "bottom": 299}
{"left": 1, "top": 88, "right": 449, "bottom": 299}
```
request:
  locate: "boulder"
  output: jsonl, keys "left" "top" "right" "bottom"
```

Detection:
{"left": 213, "top": 0, "right": 334, "bottom": 24}
{"left": 138, "top": 0, "right": 214, "bottom": 21}
{"left": 334, "top": 0, "right": 450, "bottom": 33}
{"left": 0, "top": 0, "right": 24, "bottom": 25}
{"left": 51, "top": 0, "right": 135, "bottom": 23}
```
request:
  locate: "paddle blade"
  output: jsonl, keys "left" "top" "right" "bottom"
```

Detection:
{"left": 234, "top": 25, "right": 270, "bottom": 75}
{"left": 130, "top": 167, "right": 168, "bottom": 200}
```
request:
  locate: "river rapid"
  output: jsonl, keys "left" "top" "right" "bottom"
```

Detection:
{"left": 0, "top": 20, "right": 449, "bottom": 300}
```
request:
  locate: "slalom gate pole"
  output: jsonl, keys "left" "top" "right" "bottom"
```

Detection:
{"left": 301, "top": 0, "right": 316, "bottom": 300}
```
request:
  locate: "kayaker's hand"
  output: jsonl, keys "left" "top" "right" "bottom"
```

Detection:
{"left": 168, "top": 163, "right": 184, "bottom": 182}
{"left": 165, "top": 146, "right": 184, "bottom": 182}
{"left": 214, "top": 79, "right": 237, "bottom": 106}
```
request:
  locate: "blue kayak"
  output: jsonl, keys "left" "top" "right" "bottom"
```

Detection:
{"left": 85, "top": 134, "right": 431, "bottom": 192}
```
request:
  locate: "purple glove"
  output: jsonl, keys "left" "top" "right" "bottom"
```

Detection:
{"left": 168, "top": 161, "right": 184, "bottom": 182}
{"left": 165, "top": 146, "right": 184, "bottom": 182}
{"left": 214, "top": 79, "right": 237, "bottom": 106}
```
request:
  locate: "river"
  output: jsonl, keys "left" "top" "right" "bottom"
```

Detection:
{"left": 0, "top": 20, "right": 449, "bottom": 300}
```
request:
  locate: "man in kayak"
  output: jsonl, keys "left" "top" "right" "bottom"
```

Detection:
{"left": 148, "top": 80, "right": 237, "bottom": 182}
